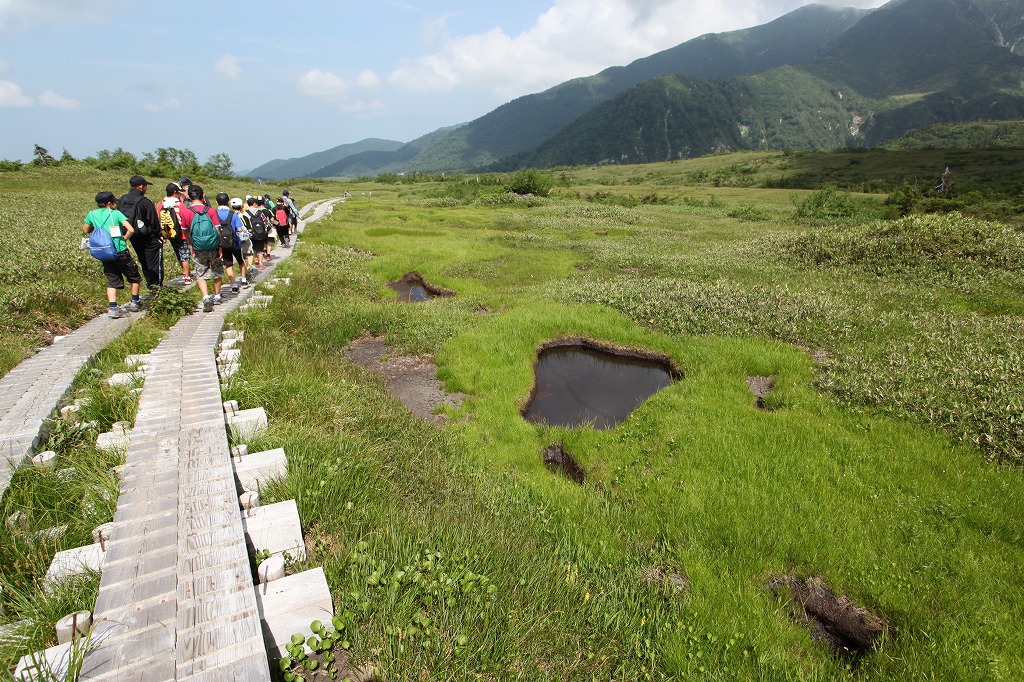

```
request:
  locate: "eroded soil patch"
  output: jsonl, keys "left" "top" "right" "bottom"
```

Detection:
{"left": 387, "top": 271, "right": 456, "bottom": 303}
{"left": 643, "top": 566, "right": 690, "bottom": 597}
{"left": 344, "top": 335, "right": 463, "bottom": 424}
{"left": 543, "top": 444, "right": 585, "bottom": 484}
{"left": 769, "top": 575, "right": 889, "bottom": 658}
{"left": 746, "top": 375, "right": 776, "bottom": 410}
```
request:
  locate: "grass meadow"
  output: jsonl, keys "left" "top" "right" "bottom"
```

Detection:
{"left": 3, "top": 153, "right": 1024, "bottom": 679}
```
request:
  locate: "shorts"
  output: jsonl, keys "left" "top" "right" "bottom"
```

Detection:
{"left": 170, "top": 237, "right": 190, "bottom": 264}
{"left": 102, "top": 250, "right": 143, "bottom": 289}
{"left": 222, "top": 248, "right": 244, "bottom": 268}
{"left": 251, "top": 238, "right": 266, "bottom": 254}
{"left": 193, "top": 249, "right": 224, "bottom": 280}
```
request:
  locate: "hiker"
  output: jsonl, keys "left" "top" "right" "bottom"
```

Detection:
{"left": 83, "top": 191, "right": 142, "bottom": 319}
{"left": 273, "top": 197, "right": 291, "bottom": 247}
{"left": 159, "top": 183, "right": 192, "bottom": 284}
{"left": 246, "top": 196, "right": 270, "bottom": 269}
{"left": 232, "top": 197, "right": 254, "bottom": 287}
{"left": 256, "top": 196, "right": 276, "bottom": 264}
{"left": 214, "top": 192, "right": 244, "bottom": 294}
{"left": 178, "top": 184, "right": 223, "bottom": 312}
{"left": 120, "top": 175, "right": 162, "bottom": 291}
{"left": 282, "top": 189, "right": 298, "bottom": 235}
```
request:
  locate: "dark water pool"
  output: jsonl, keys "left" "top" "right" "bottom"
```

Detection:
{"left": 388, "top": 272, "right": 452, "bottom": 303}
{"left": 523, "top": 345, "right": 677, "bottom": 429}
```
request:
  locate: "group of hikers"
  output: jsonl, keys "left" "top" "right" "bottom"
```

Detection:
{"left": 82, "top": 175, "right": 299, "bottom": 317}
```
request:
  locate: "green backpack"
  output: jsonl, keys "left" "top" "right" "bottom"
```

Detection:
{"left": 190, "top": 206, "right": 219, "bottom": 251}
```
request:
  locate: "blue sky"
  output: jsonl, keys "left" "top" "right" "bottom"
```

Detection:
{"left": 0, "top": 0, "right": 886, "bottom": 172}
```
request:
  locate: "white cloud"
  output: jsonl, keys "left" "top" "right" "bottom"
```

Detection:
{"left": 0, "top": 80, "right": 32, "bottom": 107}
{"left": 297, "top": 69, "right": 349, "bottom": 98}
{"left": 388, "top": 0, "right": 886, "bottom": 99}
{"left": 356, "top": 69, "right": 381, "bottom": 90}
{"left": 143, "top": 96, "right": 181, "bottom": 112}
{"left": 39, "top": 90, "right": 80, "bottom": 109}
{"left": 214, "top": 54, "right": 243, "bottom": 80}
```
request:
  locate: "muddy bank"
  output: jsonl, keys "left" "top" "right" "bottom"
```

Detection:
{"left": 344, "top": 335, "right": 463, "bottom": 424}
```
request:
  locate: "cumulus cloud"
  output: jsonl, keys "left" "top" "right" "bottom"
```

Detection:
{"left": 297, "top": 68, "right": 348, "bottom": 98}
{"left": 143, "top": 96, "right": 181, "bottom": 112}
{"left": 388, "top": 0, "right": 886, "bottom": 99}
{"left": 214, "top": 54, "right": 242, "bottom": 80}
{"left": 356, "top": 69, "right": 381, "bottom": 90}
{"left": 39, "top": 90, "right": 80, "bottom": 109}
{"left": 0, "top": 80, "right": 32, "bottom": 107}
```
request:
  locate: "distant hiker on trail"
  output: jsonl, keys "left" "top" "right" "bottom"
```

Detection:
{"left": 282, "top": 189, "right": 298, "bottom": 235}
{"left": 178, "top": 184, "right": 223, "bottom": 312}
{"left": 214, "top": 192, "right": 244, "bottom": 294}
{"left": 83, "top": 191, "right": 142, "bottom": 319}
{"left": 160, "top": 182, "right": 192, "bottom": 284}
{"left": 256, "top": 196, "right": 276, "bottom": 264}
{"left": 231, "top": 197, "right": 254, "bottom": 288}
{"left": 245, "top": 197, "right": 268, "bottom": 270}
{"left": 120, "top": 175, "right": 162, "bottom": 292}
{"left": 273, "top": 197, "right": 291, "bottom": 247}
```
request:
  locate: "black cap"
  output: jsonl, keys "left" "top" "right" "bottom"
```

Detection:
{"left": 283, "top": 190, "right": 290, "bottom": 195}
{"left": 246, "top": 197, "right": 257, "bottom": 205}
{"left": 166, "top": 182, "right": 181, "bottom": 195}
{"left": 95, "top": 191, "right": 117, "bottom": 205}
{"left": 179, "top": 177, "right": 192, "bottom": 185}
{"left": 129, "top": 175, "right": 150, "bottom": 187}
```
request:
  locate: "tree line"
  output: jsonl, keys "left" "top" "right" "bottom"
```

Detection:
{"left": 0, "top": 144, "right": 236, "bottom": 180}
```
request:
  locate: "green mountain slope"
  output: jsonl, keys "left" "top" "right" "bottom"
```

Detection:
{"left": 310, "top": 125, "right": 465, "bottom": 178}
{"left": 404, "top": 4, "right": 869, "bottom": 171}
{"left": 505, "top": 0, "right": 1024, "bottom": 170}
{"left": 248, "top": 138, "right": 404, "bottom": 180}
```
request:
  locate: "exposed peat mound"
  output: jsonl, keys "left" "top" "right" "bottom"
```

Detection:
{"left": 746, "top": 375, "right": 776, "bottom": 411}
{"left": 387, "top": 271, "right": 456, "bottom": 303}
{"left": 542, "top": 444, "right": 585, "bottom": 484}
{"left": 522, "top": 338, "right": 682, "bottom": 430}
{"left": 343, "top": 335, "right": 463, "bottom": 424}
{"left": 769, "top": 575, "right": 889, "bottom": 658}
{"left": 643, "top": 566, "right": 691, "bottom": 598}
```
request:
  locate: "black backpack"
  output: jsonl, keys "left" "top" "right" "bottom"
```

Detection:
{"left": 118, "top": 192, "right": 152, "bottom": 238}
{"left": 217, "top": 208, "right": 237, "bottom": 250}
{"left": 248, "top": 209, "right": 269, "bottom": 240}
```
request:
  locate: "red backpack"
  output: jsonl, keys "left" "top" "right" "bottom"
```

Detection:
{"left": 275, "top": 207, "right": 289, "bottom": 226}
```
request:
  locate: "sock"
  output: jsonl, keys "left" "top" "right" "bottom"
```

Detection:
{"left": 109, "top": 302, "right": 118, "bottom": 310}
{"left": 131, "top": 295, "right": 140, "bottom": 303}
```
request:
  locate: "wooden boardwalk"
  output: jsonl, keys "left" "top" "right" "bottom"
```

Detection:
{"left": 6, "top": 199, "right": 345, "bottom": 681}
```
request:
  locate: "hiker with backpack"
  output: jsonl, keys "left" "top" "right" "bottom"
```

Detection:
{"left": 119, "top": 175, "right": 162, "bottom": 291}
{"left": 282, "top": 190, "right": 298, "bottom": 236}
{"left": 83, "top": 191, "right": 143, "bottom": 319}
{"left": 159, "top": 183, "right": 193, "bottom": 284}
{"left": 231, "top": 197, "right": 254, "bottom": 287}
{"left": 246, "top": 196, "right": 270, "bottom": 270}
{"left": 178, "top": 184, "right": 223, "bottom": 312}
{"left": 214, "top": 192, "right": 245, "bottom": 294}
{"left": 273, "top": 197, "right": 291, "bottom": 247}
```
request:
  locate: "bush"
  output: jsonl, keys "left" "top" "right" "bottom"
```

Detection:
{"left": 505, "top": 169, "right": 552, "bottom": 197}
{"left": 146, "top": 286, "right": 199, "bottom": 320}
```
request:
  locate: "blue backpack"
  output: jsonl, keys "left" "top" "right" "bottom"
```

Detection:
{"left": 190, "top": 206, "right": 220, "bottom": 251}
{"left": 88, "top": 210, "right": 119, "bottom": 262}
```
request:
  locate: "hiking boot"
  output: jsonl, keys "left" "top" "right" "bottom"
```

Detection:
{"left": 231, "top": 285, "right": 239, "bottom": 293}
{"left": 122, "top": 301, "right": 141, "bottom": 313}
{"left": 108, "top": 307, "right": 127, "bottom": 319}
{"left": 240, "top": 278, "right": 250, "bottom": 288}
{"left": 202, "top": 296, "right": 214, "bottom": 313}
{"left": 213, "top": 294, "right": 223, "bottom": 305}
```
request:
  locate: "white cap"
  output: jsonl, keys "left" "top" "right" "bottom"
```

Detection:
{"left": 230, "top": 197, "right": 243, "bottom": 208}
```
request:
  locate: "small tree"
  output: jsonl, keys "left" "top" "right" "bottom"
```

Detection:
{"left": 33, "top": 144, "right": 55, "bottom": 166}
{"left": 203, "top": 152, "right": 233, "bottom": 178}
